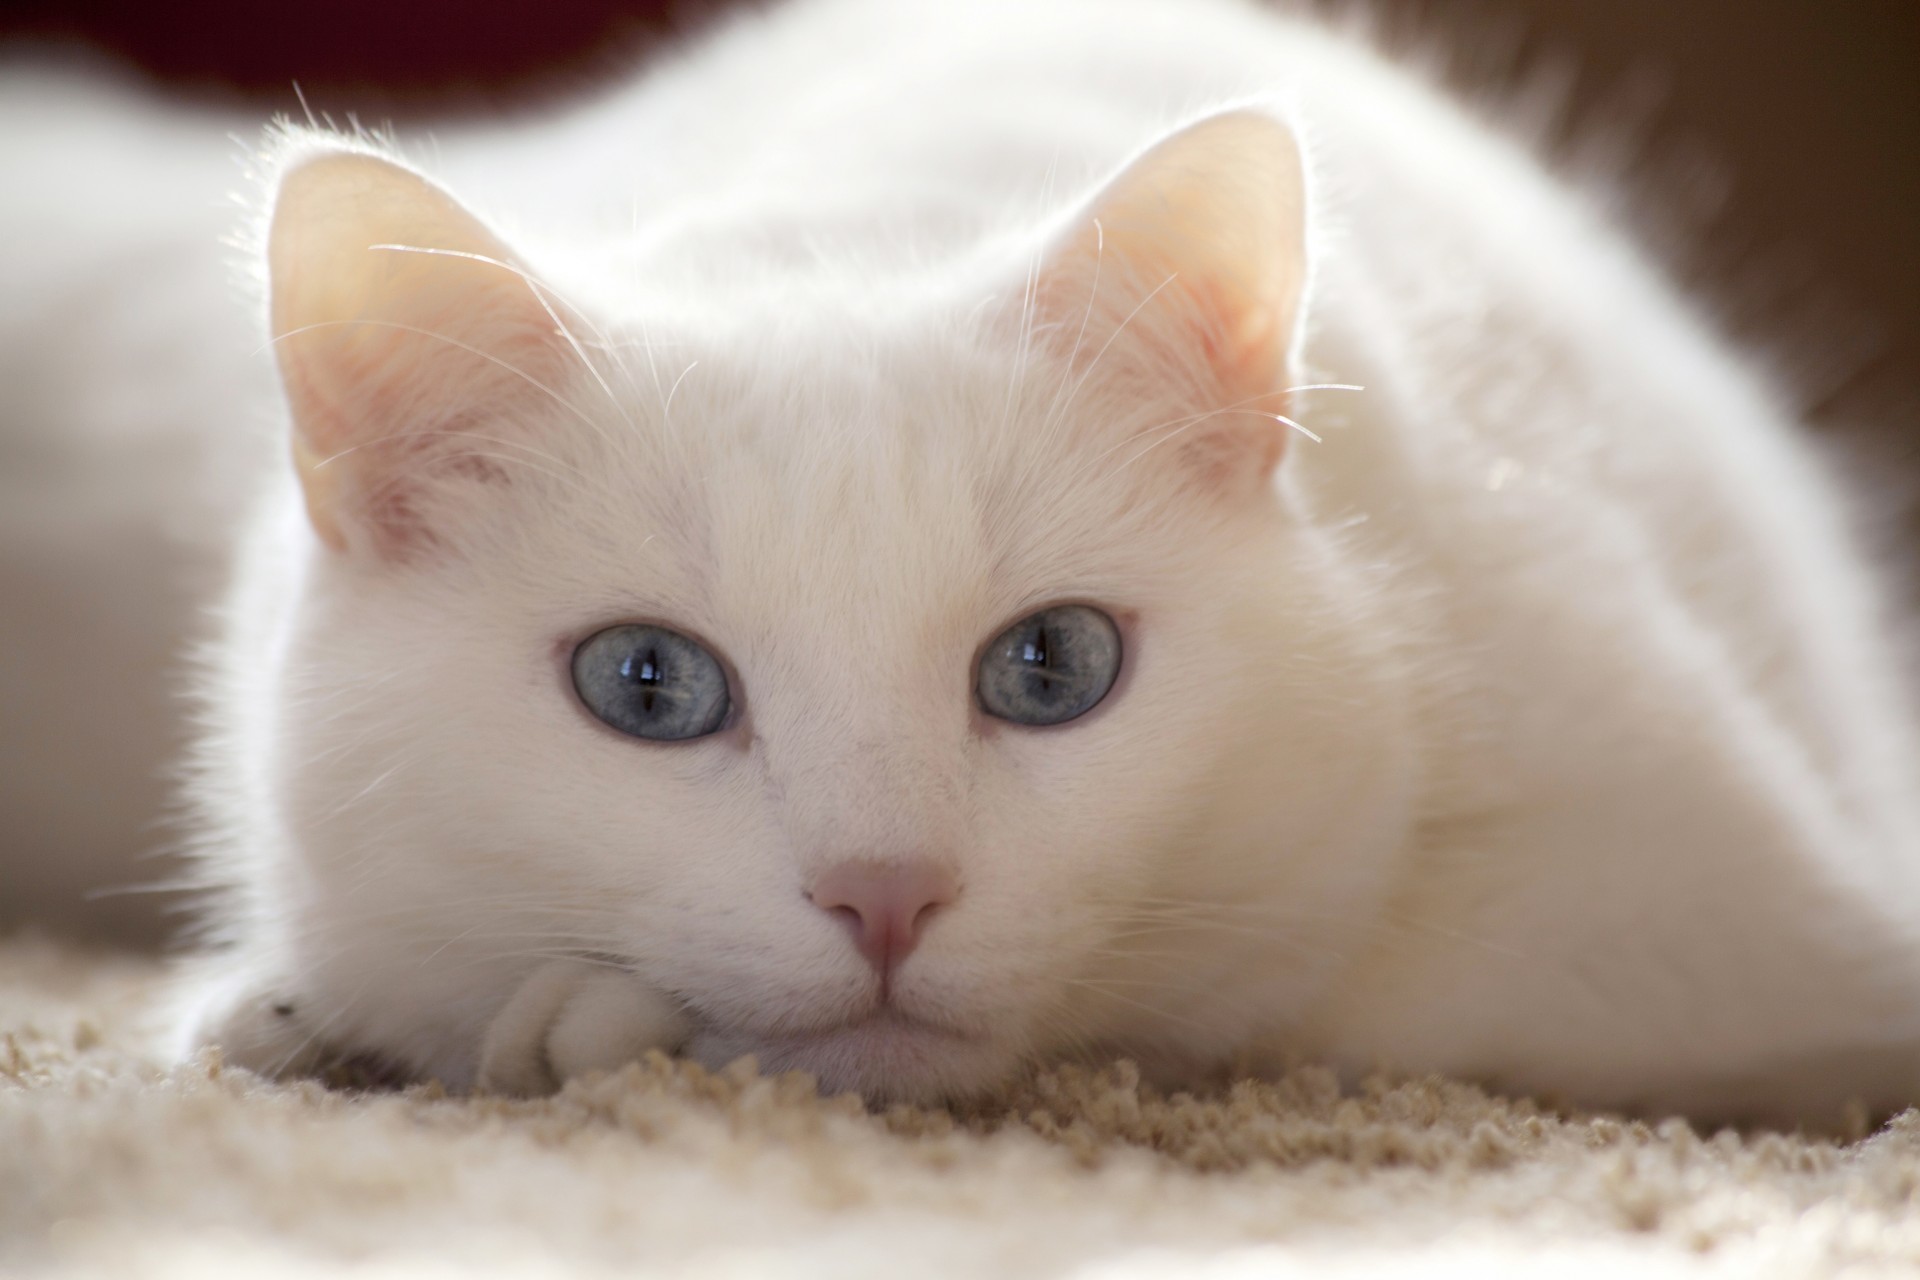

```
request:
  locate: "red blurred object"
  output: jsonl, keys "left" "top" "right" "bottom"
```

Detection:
{"left": 0, "top": 0, "right": 694, "bottom": 109}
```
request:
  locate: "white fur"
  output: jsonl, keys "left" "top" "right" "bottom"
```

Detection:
{"left": 9, "top": 0, "right": 1919, "bottom": 1125}
{"left": 0, "top": 70, "right": 271, "bottom": 941}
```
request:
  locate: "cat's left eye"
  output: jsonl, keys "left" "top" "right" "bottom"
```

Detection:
{"left": 977, "top": 604, "right": 1122, "bottom": 727}
{"left": 571, "top": 624, "right": 732, "bottom": 741}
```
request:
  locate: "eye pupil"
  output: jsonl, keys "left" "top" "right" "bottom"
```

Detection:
{"left": 978, "top": 605, "right": 1121, "bottom": 727}
{"left": 1022, "top": 628, "right": 1050, "bottom": 668}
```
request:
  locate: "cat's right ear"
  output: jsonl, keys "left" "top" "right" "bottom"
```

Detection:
{"left": 267, "top": 149, "right": 572, "bottom": 557}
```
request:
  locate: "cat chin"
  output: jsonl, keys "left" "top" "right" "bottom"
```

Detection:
{"left": 682, "top": 1011, "right": 1020, "bottom": 1105}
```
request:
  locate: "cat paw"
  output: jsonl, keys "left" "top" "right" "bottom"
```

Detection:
{"left": 476, "top": 960, "right": 688, "bottom": 1097}
{"left": 174, "top": 965, "right": 329, "bottom": 1081}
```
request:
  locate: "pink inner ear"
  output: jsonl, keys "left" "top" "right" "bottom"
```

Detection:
{"left": 1026, "top": 109, "right": 1309, "bottom": 486}
{"left": 1026, "top": 243, "right": 1299, "bottom": 493}
{"left": 269, "top": 152, "right": 576, "bottom": 557}
{"left": 280, "top": 307, "right": 533, "bottom": 556}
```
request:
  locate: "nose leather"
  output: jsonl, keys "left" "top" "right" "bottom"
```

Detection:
{"left": 807, "top": 860, "right": 958, "bottom": 977}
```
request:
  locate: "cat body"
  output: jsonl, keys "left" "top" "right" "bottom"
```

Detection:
{"left": 0, "top": 78, "right": 271, "bottom": 942}
{"left": 9, "top": 0, "right": 1918, "bottom": 1124}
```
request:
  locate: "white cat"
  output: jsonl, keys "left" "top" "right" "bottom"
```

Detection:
{"left": 9, "top": 0, "right": 1920, "bottom": 1126}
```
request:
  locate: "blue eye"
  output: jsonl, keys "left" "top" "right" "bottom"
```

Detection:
{"left": 976, "top": 604, "right": 1122, "bottom": 727}
{"left": 572, "top": 624, "right": 731, "bottom": 741}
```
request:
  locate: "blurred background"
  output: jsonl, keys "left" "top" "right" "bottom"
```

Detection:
{"left": 0, "top": 0, "right": 1914, "bottom": 948}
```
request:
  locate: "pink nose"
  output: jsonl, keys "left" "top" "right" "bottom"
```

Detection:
{"left": 807, "top": 861, "right": 958, "bottom": 976}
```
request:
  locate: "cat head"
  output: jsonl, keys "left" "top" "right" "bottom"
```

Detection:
{"left": 255, "top": 106, "right": 1415, "bottom": 1099}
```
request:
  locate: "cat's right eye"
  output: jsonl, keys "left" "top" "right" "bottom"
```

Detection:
{"left": 571, "top": 624, "right": 732, "bottom": 741}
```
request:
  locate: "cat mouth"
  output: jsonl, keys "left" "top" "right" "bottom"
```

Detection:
{"left": 685, "top": 1008, "right": 1013, "bottom": 1103}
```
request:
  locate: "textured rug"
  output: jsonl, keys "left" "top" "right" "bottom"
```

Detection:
{"left": 3, "top": 934, "right": 1918, "bottom": 1278}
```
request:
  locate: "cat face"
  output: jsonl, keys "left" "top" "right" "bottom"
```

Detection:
{"left": 259, "top": 112, "right": 1416, "bottom": 1099}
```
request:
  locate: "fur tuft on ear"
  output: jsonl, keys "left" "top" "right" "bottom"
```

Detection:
{"left": 267, "top": 148, "right": 572, "bottom": 556}
{"left": 1034, "top": 107, "right": 1311, "bottom": 484}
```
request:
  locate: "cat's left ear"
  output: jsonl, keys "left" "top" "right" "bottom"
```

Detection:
{"left": 1032, "top": 108, "right": 1309, "bottom": 485}
{"left": 268, "top": 147, "right": 574, "bottom": 557}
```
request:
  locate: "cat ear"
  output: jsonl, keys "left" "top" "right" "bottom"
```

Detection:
{"left": 1034, "top": 108, "right": 1309, "bottom": 482}
{"left": 268, "top": 149, "right": 571, "bottom": 555}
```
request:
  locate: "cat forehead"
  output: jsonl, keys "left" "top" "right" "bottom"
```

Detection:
{"left": 575, "top": 304, "right": 1103, "bottom": 509}
{"left": 510, "top": 313, "right": 1179, "bottom": 630}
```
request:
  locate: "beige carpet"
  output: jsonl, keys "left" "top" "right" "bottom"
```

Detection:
{"left": 3, "top": 935, "right": 1918, "bottom": 1278}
